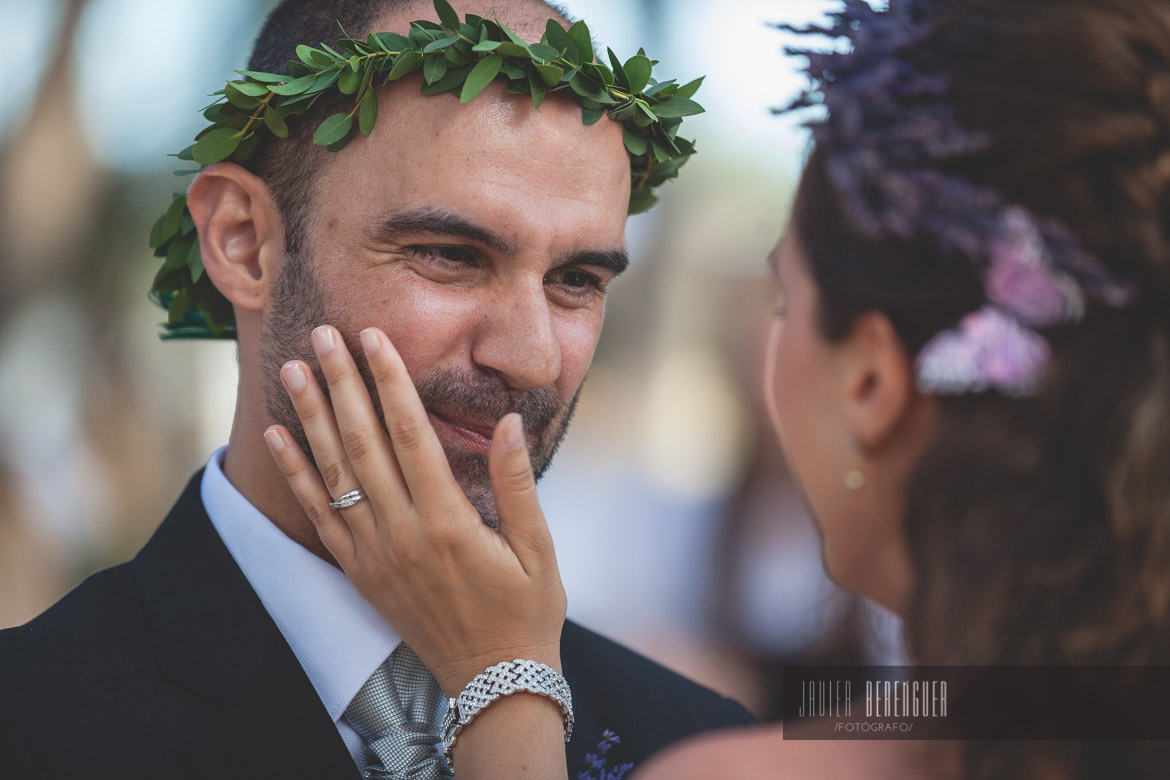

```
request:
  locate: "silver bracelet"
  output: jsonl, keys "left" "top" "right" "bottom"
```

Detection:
{"left": 440, "top": 659, "right": 574, "bottom": 770}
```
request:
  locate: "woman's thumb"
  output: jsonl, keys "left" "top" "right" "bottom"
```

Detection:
{"left": 489, "top": 413, "right": 555, "bottom": 567}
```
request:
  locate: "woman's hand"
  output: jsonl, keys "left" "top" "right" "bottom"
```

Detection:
{"left": 262, "top": 324, "right": 567, "bottom": 697}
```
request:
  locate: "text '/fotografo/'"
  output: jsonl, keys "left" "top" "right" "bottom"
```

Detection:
{"left": 781, "top": 666, "right": 1170, "bottom": 740}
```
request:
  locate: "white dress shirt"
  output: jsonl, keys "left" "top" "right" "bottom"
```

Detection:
{"left": 200, "top": 446, "right": 401, "bottom": 764}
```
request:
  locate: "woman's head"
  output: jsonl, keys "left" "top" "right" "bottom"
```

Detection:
{"left": 769, "top": 0, "right": 1170, "bottom": 669}
{"left": 765, "top": 226, "right": 936, "bottom": 613}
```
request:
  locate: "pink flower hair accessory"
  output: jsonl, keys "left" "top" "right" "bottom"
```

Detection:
{"left": 915, "top": 306, "right": 1053, "bottom": 398}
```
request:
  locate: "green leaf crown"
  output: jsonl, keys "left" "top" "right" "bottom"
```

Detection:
{"left": 149, "top": 0, "right": 705, "bottom": 340}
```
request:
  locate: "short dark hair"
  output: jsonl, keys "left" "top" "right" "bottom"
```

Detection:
{"left": 243, "top": 0, "right": 570, "bottom": 259}
{"left": 244, "top": 1, "right": 405, "bottom": 258}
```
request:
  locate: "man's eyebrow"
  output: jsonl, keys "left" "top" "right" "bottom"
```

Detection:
{"left": 554, "top": 248, "right": 631, "bottom": 277}
{"left": 373, "top": 207, "right": 517, "bottom": 255}
{"left": 376, "top": 207, "right": 629, "bottom": 276}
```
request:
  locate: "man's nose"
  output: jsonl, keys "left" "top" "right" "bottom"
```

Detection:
{"left": 470, "top": 279, "right": 562, "bottom": 390}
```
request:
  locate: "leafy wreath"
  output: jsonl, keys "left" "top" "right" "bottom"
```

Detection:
{"left": 149, "top": 0, "right": 705, "bottom": 339}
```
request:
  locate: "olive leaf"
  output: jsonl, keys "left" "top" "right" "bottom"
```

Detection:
{"left": 313, "top": 113, "right": 354, "bottom": 146}
{"left": 359, "top": 89, "right": 378, "bottom": 135}
{"left": 338, "top": 67, "right": 361, "bottom": 94}
{"left": 434, "top": 0, "right": 460, "bottom": 30}
{"left": 652, "top": 96, "right": 704, "bottom": 118}
{"left": 149, "top": 0, "right": 705, "bottom": 340}
{"left": 461, "top": 53, "right": 502, "bottom": 102}
{"left": 263, "top": 105, "right": 289, "bottom": 137}
{"left": 424, "top": 51, "right": 449, "bottom": 84}
{"left": 149, "top": 195, "right": 187, "bottom": 248}
{"left": 623, "top": 55, "right": 652, "bottom": 94}
{"left": 192, "top": 128, "right": 243, "bottom": 164}
{"left": 567, "top": 20, "right": 593, "bottom": 65}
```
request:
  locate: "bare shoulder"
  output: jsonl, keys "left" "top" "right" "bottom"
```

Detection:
{"left": 634, "top": 724, "right": 940, "bottom": 780}
{"left": 634, "top": 726, "right": 782, "bottom": 780}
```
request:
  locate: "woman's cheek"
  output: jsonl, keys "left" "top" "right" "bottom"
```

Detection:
{"left": 763, "top": 318, "right": 787, "bottom": 441}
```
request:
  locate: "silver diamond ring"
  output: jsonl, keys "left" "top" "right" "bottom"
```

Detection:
{"left": 328, "top": 489, "right": 365, "bottom": 510}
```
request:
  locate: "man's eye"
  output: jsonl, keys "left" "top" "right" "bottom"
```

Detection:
{"left": 548, "top": 268, "right": 607, "bottom": 298}
{"left": 411, "top": 246, "right": 477, "bottom": 266}
{"left": 561, "top": 270, "right": 601, "bottom": 289}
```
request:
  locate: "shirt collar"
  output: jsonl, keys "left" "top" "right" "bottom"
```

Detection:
{"left": 200, "top": 446, "right": 401, "bottom": 723}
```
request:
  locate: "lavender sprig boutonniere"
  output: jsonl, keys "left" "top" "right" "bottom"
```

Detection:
{"left": 577, "top": 730, "right": 634, "bottom": 780}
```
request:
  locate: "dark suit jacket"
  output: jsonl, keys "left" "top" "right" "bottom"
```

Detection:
{"left": 0, "top": 473, "right": 754, "bottom": 778}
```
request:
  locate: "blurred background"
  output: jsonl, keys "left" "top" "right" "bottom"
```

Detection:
{"left": 0, "top": 0, "right": 903, "bottom": 718}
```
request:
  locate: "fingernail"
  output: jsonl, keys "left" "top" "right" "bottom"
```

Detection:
{"left": 263, "top": 428, "right": 285, "bottom": 453}
{"left": 505, "top": 413, "right": 525, "bottom": 450}
{"left": 360, "top": 328, "right": 380, "bottom": 355}
{"left": 312, "top": 325, "right": 335, "bottom": 354}
{"left": 282, "top": 362, "right": 307, "bottom": 393}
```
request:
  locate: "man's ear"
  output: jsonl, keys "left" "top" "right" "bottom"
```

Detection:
{"left": 185, "top": 162, "right": 283, "bottom": 313}
{"left": 840, "top": 311, "right": 919, "bottom": 452}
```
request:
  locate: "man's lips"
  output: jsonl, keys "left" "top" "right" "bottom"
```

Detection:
{"left": 427, "top": 410, "right": 497, "bottom": 455}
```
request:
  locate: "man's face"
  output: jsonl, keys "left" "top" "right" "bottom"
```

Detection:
{"left": 261, "top": 80, "right": 631, "bottom": 525}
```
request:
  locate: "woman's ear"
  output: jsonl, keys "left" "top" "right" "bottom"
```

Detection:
{"left": 840, "top": 311, "right": 919, "bottom": 452}
{"left": 185, "top": 162, "right": 283, "bottom": 313}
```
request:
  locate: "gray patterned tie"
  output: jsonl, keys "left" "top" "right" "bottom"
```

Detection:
{"left": 344, "top": 644, "right": 454, "bottom": 779}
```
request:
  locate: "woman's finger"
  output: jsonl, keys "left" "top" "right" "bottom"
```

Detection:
{"left": 489, "top": 413, "right": 558, "bottom": 574}
{"left": 263, "top": 424, "right": 357, "bottom": 564}
{"left": 360, "top": 327, "right": 463, "bottom": 514}
{"left": 309, "top": 326, "right": 409, "bottom": 512}
{"left": 280, "top": 361, "right": 365, "bottom": 500}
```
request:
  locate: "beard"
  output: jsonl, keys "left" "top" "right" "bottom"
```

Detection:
{"left": 259, "top": 251, "right": 581, "bottom": 527}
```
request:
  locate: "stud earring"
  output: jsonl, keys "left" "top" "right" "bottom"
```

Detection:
{"left": 844, "top": 434, "right": 866, "bottom": 492}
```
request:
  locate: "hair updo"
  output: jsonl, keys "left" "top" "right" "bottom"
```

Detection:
{"left": 792, "top": 0, "right": 1170, "bottom": 776}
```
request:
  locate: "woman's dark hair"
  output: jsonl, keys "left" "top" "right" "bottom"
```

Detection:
{"left": 793, "top": 0, "right": 1170, "bottom": 776}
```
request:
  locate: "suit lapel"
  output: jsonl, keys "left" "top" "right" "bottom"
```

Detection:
{"left": 185, "top": 645, "right": 359, "bottom": 779}
{"left": 133, "top": 473, "right": 359, "bottom": 779}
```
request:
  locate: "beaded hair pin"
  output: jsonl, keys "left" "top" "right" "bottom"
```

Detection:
{"left": 781, "top": 0, "right": 1135, "bottom": 397}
